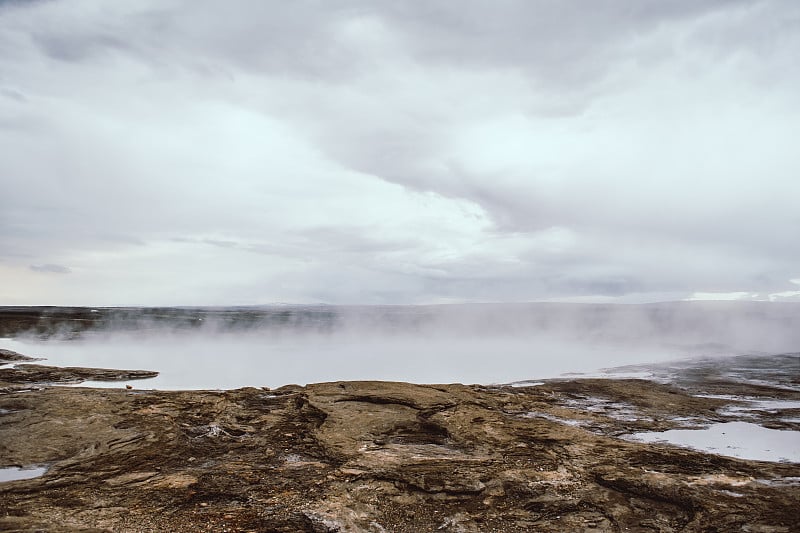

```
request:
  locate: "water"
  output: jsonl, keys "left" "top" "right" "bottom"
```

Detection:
{"left": 0, "top": 466, "right": 47, "bottom": 482}
{"left": 0, "top": 333, "right": 687, "bottom": 390}
{"left": 626, "top": 422, "right": 800, "bottom": 463}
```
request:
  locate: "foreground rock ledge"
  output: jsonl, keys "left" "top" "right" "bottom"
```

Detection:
{"left": 1, "top": 374, "right": 798, "bottom": 532}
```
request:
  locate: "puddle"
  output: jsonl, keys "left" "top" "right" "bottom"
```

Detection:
{"left": 64, "top": 381, "right": 149, "bottom": 389}
{"left": 509, "top": 381, "right": 545, "bottom": 387}
{"left": 698, "top": 394, "right": 800, "bottom": 411}
{"left": 695, "top": 394, "right": 746, "bottom": 401}
{"left": 713, "top": 399, "right": 800, "bottom": 425}
{"left": 720, "top": 399, "right": 800, "bottom": 412}
{"left": 573, "top": 371, "right": 656, "bottom": 380}
{"left": 0, "top": 466, "right": 48, "bottom": 482}
{"left": 626, "top": 422, "right": 800, "bottom": 463}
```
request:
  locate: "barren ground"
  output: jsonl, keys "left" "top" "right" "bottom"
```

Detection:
{"left": 1, "top": 346, "right": 799, "bottom": 532}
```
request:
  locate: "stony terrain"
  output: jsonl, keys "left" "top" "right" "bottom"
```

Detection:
{"left": 1, "top": 347, "right": 799, "bottom": 532}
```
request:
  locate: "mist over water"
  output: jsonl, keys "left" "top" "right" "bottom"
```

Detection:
{"left": 2, "top": 302, "right": 799, "bottom": 389}
{"left": 0, "top": 333, "right": 682, "bottom": 389}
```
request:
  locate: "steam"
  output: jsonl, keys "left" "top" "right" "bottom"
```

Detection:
{"left": 2, "top": 302, "right": 799, "bottom": 389}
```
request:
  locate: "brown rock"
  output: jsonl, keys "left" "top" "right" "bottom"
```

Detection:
{"left": 0, "top": 361, "right": 798, "bottom": 532}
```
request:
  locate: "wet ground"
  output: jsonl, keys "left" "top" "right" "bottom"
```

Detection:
{"left": 1, "top": 345, "right": 798, "bottom": 532}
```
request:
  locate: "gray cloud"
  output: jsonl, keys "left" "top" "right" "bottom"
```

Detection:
{"left": 30, "top": 263, "right": 71, "bottom": 274}
{"left": 378, "top": 1, "right": 754, "bottom": 85}
{"left": 1, "top": 87, "right": 27, "bottom": 102}
{"left": 1, "top": 0, "right": 798, "bottom": 305}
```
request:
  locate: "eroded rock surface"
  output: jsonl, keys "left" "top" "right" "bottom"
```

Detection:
{"left": 0, "top": 349, "right": 42, "bottom": 363}
{"left": 0, "top": 364, "right": 159, "bottom": 388}
{"left": 1, "top": 361, "right": 798, "bottom": 532}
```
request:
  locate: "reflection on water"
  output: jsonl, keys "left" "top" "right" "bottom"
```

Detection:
{"left": 626, "top": 421, "right": 800, "bottom": 463}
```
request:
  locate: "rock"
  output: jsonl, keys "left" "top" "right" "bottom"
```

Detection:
{"left": 0, "top": 357, "right": 798, "bottom": 532}
{"left": 0, "top": 348, "right": 43, "bottom": 363}
{"left": 0, "top": 363, "right": 158, "bottom": 386}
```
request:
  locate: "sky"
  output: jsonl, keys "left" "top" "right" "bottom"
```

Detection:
{"left": 1, "top": 0, "right": 799, "bottom": 306}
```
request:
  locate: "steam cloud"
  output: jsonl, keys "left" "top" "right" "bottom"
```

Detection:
{"left": 3, "top": 302, "right": 798, "bottom": 389}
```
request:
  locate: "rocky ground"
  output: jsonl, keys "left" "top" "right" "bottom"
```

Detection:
{"left": 1, "top": 347, "right": 799, "bottom": 532}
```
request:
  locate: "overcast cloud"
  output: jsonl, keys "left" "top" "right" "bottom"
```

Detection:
{"left": 1, "top": 0, "right": 799, "bottom": 305}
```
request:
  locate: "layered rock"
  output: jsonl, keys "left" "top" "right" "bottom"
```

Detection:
{"left": 1, "top": 359, "right": 798, "bottom": 532}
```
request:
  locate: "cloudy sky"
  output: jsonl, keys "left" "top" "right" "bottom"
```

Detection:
{"left": 1, "top": 0, "right": 799, "bottom": 306}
